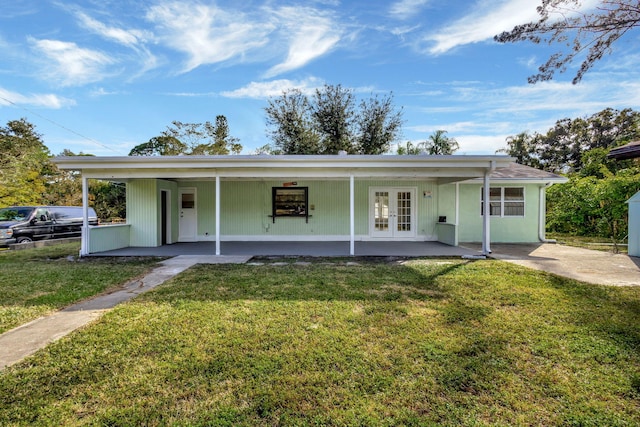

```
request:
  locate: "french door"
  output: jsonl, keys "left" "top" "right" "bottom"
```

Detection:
{"left": 369, "top": 187, "right": 416, "bottom": 239}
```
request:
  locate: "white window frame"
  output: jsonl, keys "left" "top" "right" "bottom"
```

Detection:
{"left": 480, "top": 186, "right": 525, "bottom": 217}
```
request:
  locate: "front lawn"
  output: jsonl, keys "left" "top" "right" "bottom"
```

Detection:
{"left": 1, "top": 258, "right": 639, "bottom": 425}
{"left": 0, "top": 243, "right": 160, "bottom": 333}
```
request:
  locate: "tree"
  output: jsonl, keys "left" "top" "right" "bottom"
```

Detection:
{"left": 396, "top": 141, "right": 424, "bottom": 155}
{"left": 546, "top": 167, "right": 640, "bottom": 241}
{"left": 312, "top": 84, "right": 355, "bottom": 154}
{"left": 129, "top": 136, "right": 186, "bottom": 156}
{"left": 495, "top": 0, "right": 640, "bottom": 84}
{"left": 356, "top": 94, "right": 404, "bottom": 155}
{"left": 90, "top": 180, "right": 126, "bottom": 221}
{"left": 0, "top": 118, "right": 52, "bottom": 207}
{"left": 264, "top": 89, "right": 320, "bottom": 154}
{"left": 424, "top": 130, "right": 459, "bottom": 155}
{"left": 129, "top": 116, "right": 242, "bottom": 156}
{"left": 499, "top": 108, "right": 640, "bottom": 173}
{"left": 206, "top": 115, "right": 242, "bottom": 155}
{"left": 497, "top": 131, "right": 542, "bottom": 168}
{"left": 264, "top": 84, "right": 403, "bottom": 154}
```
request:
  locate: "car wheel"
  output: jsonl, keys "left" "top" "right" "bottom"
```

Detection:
{"left": 16, "top": 236, "right": 33, "bottom": 244}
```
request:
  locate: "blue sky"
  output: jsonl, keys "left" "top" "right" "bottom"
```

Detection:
{"left": 1, "top": 0, "right": 639, "bottom": 156}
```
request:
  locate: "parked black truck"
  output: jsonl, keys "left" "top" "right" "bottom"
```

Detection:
{"left": 0, "top": 206, "right": 98, "bottom": 247}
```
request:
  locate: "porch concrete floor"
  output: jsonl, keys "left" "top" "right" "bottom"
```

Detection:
{"left": 90, "top": 241, "right": 481, "bottom": 258}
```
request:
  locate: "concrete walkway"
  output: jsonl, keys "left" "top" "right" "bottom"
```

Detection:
{"left": 0, "top": 255, "right": 251, "bottom": 370}
{"left": 463, "top": 243, "right": 640, "bottom": 286}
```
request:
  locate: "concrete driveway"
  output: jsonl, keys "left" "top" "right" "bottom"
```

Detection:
{"left": 462, "top": 243, "right": 640, "bottom": 286}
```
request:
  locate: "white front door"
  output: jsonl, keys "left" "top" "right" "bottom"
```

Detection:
{"left": 370, "top": 187, "right": 416, "bottom": 239}
{"left": 178, "top": 188, "right": 197, "bottom": 242}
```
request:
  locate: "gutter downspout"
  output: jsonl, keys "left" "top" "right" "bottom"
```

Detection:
{"left": 481, "top": 161, "right": 496, "bottom": 255}
{"left": 538, "top": 183, "right": 556, "bottom": 243}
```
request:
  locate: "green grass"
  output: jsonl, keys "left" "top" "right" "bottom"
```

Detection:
{"left": 548, "top": 232, "right": 629, "bottom": 254}
{"left": 0, "top": 243, "right": 161, "bottom": 333}
{"left": 1, "top": 258, "right": 639, "bottom": 426}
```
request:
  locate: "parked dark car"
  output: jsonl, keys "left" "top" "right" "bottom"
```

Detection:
{"left": 0, "top": 206, "right": 98, "bottom": 247}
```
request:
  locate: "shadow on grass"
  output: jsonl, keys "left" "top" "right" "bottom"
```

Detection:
{"left": 547, "top": 273, "right": 640, "bottom": 355}
{"left": 2, "top": 258, "right": 640, "bottom": 426}
{"left": 141, "top": 259, "right": 471, "bottom": 303}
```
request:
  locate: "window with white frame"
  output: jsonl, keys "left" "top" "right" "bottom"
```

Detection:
{"left": 480, "top": 187, "right": 524, "bottom": 216}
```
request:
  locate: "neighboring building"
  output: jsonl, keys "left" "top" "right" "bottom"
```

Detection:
{"left": 52, "top": 154, "right": 566, "bottom": 256}
{"left": 607, "top": 140, "right": 640, "bottom": 161}
{"left": 608, "top": 140, "right": 640, "bottom": 257}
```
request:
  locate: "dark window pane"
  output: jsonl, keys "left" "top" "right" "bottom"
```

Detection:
{"left": 504, "top": 187, "right": 524, "bottom": 200}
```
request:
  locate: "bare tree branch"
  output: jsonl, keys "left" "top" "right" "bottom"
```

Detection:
{"left": 495, "top": 0, "right": 640, "bottom": 83}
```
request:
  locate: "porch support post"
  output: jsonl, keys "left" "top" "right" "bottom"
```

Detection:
{"left": 349, "top": 174, "right": 355, "bottom": 256}
{"left": 482, "top": 161, "right": 495, "bottom": 255}
{"left": 454, "top": 182, "right": 460, "bottom": 246}
{"left": 215, "top": 175, "right": 221, "bottom": 256}
{"left": 81, "top": 176, "right": 89, "bottom": 257}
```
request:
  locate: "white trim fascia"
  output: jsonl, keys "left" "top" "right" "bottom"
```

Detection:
{"left": 53, "top": 154, "right": 515, "bottom": 170}
{"left": 75, "top": 169, "right": 509, "bottom": 180}
{"left": 463, "top": 178, "right": 568, "bottom": 185}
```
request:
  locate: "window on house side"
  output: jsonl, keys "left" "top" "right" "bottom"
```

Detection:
{"left": 481, "top": 187, "right": 524, "bottom": 217}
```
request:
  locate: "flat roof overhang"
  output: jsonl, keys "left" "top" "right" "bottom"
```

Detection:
{"left": 53, "top": 154, "right": 515, "bottom": 183}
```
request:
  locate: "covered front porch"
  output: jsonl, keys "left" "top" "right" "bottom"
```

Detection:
{"left": 88, "top": 240, "right": 482, "bottom": 257}
{"left": 53, "top": 154, "right": 515, "bottom": 257}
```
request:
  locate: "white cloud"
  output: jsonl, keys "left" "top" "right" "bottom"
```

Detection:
{"left": 74, "top": 11, "right": 158, "bottom": 77}
{"left": 456, "top": 134, "right": 511, "bottom": 154}
{"left": 0, "top": 87, "right": 76, "bottom": 108}
{"left": 389, "top": 0, "right": 431, "bottom": 20}
{"left": 422, "top": 0, "right": 601, "bottom": 55}
{"left": 145, "top": 1, "right": 345, "bottom": 76}
{"left": 29, "top": 38, "right": 115, "bottom": 86}
{"left": 264, "top": 7, "right": 342, "bottom": 78}
{"left": 221, "top": 77, "right": 324, "bottom": 99}
{"left": 75, "top": 11, "right": 149, "bottom": 47}
{"left": 423, "top": 0, "right": 539, "bottom": 54}
{"left": 89, "top": 87, "right": 122, "bottom": 97}
{"left": 146, "top": 1, "right": 272, "bottom": 73}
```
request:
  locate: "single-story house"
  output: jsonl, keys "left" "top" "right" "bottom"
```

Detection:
{"left": 52, "top": 154, "right": 567, "bottom": 257}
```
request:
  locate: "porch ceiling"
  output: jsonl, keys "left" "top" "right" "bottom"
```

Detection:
{"left": 53, "top": 154, "right": 514, "bottom": 183}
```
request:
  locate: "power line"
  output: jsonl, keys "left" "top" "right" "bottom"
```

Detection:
{"left": 0, "top": 95, "right": 123, "bottom": 155}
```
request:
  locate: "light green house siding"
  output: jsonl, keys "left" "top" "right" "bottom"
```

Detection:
{"left": 170, "top": 179, "right": 439, "bottom": 240}
{"left": 88, "top": 224, "right": 131, "bottom": 253}
{"left": 437, "top": 183, "right": 457, "bottom": 224}
{"left": 127, "top": 179, "right": 159, "bottom": 247}
{"left": 123, "top": 178, "right": 543, "bottom": 246}
{"left": 218, "top": 180, "right": 353, "bottom": 237}
{"left": 457, "top": 183, "right": 542, "bottom": 243}
{"left": 126, "top": 179, "right": 179, "bottom": 247}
